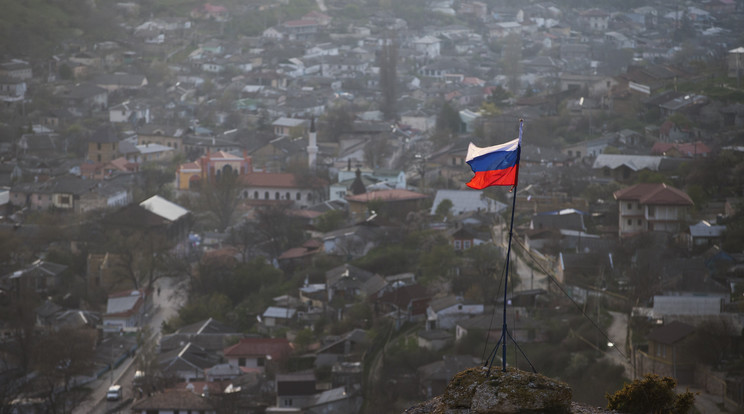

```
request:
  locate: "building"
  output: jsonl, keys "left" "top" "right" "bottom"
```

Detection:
{"left": 614, "top": 183, "right": 693, "bottom": 237}
{"left": 240, "top": 172, "right": 327, "bottom": 209}
{"left": 176, "top": 150, "right": 252, "bottom": 190}
{"left": 223, "top": 338, "right": 293, "bottom": 373}
{"left": 103, "top": 289, "right": 147, "bottom": 332}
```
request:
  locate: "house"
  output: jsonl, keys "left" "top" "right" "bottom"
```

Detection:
{"left": 592, "top": 154, "right": 664, "bottom": 182}
{"left": 272, "top": 117, "right": 309, "bottom": 137}
{"left": 417, "top": 329, "right": 453, "bottom": 351}
{"left": 0, "top": 76, "right": 26, "bottom": 102}
{"left": 372, "top": 283, "right": 432, "bottom": 325}
{"left": 320, "top": 225, "right": 380, "bottom": 260}
{"left": 103, "top": 289, "right": 147, "bottom": 332}
{"left": 0, "top": 60, "right": 32, "bottom": 80}
{"left": 314, "top": 328, "right": 367, "bottom": 367}
{"left": 650, "top": 141, "right": 711, "bottom": 158}
{"left": 262, "top": 306, "right": 297, "bottom": 327}
{"left": 159, "top": 317, "right": 241, "bottom": 354}
{"left": 614, "top": 183, "right": 694, "bottom": 237}
{"left": 130, "top": 389, "right": 216, "bottom": 414}
{"left": 578, "top": 8, "right": 609, "bottom": 31}
{"left": 58, "top": 82, "right": 108, "bottom": 112}
{"left": 302, "top": 386, "right": 363, "bottom": 413}
{"left": 159, "top": 342, "right": 220, "bottom": 381}
{"left": 223, "top": 337, "right": 293, "bottom": 373}
{"left": 426, "top": 296, "right": 484, "bottom": 330}
{"left": 412, "top": 36, "right": 441, "bottom": 58}
{"left": 109, "top": 100, "right": 151, "bottom": 124}
{"left": 276, "top": 372, "right": 317, "bottom": 408}
{"left": 530, "top": 209, "right": 586, "bottom": 232}
{"left": 635, "top": 321, "right": 695, "bottom": 384}
{"left": 137, "top": 125, "right": 185, "bottom": 152}
{"left": 2, "top": 260, "right": 68, "bottom": 297}
{"left": 325, "top": 264, "right": 382, "bottom": 302}
{"left": 240, "top": 172, "right": 327, "bottom": 209}
{"left": 92, "top": 73, "right": 148, "bottom": 92}
{"left": 104, "top": 195, "right": 192, "bottom": 242}
{"left": 250, "top": 135, "right": 309, "bottom": 172}
{"left": 688, "top": 220, "right": 726, "bottom": 249}
{"left": 9, "top": 175, "right": 100, "bottom": 213}
{"left": 345, "top": 189, "right": 428, "bottom": 222}
{"left": 87, "top": 124, "right": 120, "bottom": 163}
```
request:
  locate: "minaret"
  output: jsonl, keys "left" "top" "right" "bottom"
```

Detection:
{"left": 307, "top": 117, "right": 318, "bottom": 170}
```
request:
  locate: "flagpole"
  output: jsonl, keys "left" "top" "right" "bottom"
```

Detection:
{"left": 490, "top": 119, "right": 522, "bottom": 373}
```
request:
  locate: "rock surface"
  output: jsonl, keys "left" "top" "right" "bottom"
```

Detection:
{"left": 404, "top": 367, "right": 617, "bottom": 414}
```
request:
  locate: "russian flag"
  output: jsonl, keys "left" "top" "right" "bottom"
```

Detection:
{"left": 465, "top": 136, "right": 521, "bottom": 190}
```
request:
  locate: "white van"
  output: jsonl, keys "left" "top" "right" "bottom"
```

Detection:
{"left": 106, "top": 385, "right": 122, "bottom": 401}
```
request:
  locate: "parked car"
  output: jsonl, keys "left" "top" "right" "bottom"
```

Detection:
{"left": 106, "top": 385, "right": 122, "bottom": 401}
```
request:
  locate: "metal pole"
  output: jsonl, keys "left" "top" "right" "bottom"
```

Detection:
{"left": 501, "top": 179, "right": 519, "bottom": 371}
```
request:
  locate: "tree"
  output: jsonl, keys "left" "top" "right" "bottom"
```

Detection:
{"left": 320, "top": 104, "right": 355, "bottom": 142}
{"left": 378, "top": 37, "right": 398, "bottom": 120}
{"left": 197, "top": 168, "right": 241, "bottom": 232}
{"left": 606, "top": 374, "right": 695, "bottom": 414}
{"left": 501, "top": 33, "right": 523, "bottom": 93}
{"left": 460, "top": 244, "right": 503, "bottom": 304}
{"left": 364, "top": 138, "right": 392, "bottom": 169}
{"left": 33, "top": 328, "right": 96, "bottom": 414}
{"left": 436, "top": 101, "right": 461, "bottom": 135}
{"left": 254, "top": 204, "right": 306, "bottom": 259}
{"left": 134, "top": 326, "right": 162, "bottom": 395}
{"left": 432, "top": 200, "right": 452, "bottom": 225}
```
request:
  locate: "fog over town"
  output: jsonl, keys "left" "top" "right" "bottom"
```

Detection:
{"left": 1, "top": 0, "right": 744, "bottom": 412}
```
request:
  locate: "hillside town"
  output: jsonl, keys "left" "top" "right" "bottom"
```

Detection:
{"left": 1, "top": 0, "right": 744, "bottom": 412}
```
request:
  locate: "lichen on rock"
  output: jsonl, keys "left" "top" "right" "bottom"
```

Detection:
{"left": 405, "top": 366, "right": 573, "bottom": 414}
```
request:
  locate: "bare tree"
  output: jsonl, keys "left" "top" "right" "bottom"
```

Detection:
{"left": 33, "top": 328, "right": 96, "bottom": 414}
{"left": 197, "top": 169, "right": 242, "bottom": 232}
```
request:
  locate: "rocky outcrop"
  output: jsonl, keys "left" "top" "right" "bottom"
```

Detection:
{"left": 405, "top": 367, "right": 615, "bottom": 414}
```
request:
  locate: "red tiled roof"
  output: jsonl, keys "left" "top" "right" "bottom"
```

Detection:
{"left": 613, "top": 183, "right": 693, "bottom": 206}
{"left": 179, "top": 161, "right": 201, "bottom": 172}
{"left": 241, "top": 173, "right": 326, "bottom": 189}
{"left": 223, "top": 337, "right": 293, "bottom": 359}
{"left": 346, "top": 189, "right": 428, "bottom": 203}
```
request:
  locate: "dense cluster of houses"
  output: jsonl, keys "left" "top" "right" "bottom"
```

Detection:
{"left": 1, "top": 0, "right": 744, "bottom": 411}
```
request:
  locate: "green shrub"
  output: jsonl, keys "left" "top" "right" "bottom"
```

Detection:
{"left": 606, "top": 374, "right": 695, "bottom": 413}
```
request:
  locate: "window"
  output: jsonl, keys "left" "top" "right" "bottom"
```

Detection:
{"left": 254, "top": 191, "right": 259, "bottom": 199}
{"left": 627, "top": 219, "right": 632, "bottom": 226}
{"left": 60, "top": 195, "right": 70, "bottom": 205}
{"left": 283, "top": 398, "right": 293, "bottom": 407}
{"left": 97, "top": 154, "right": 101, "bottom": 162}
{"left": 637, "top": 219, "right": 642, "bottom": 225}
{"left": 627, "top": 203, "right": 632, "bottom": 210}
{"left": 648, "top": 206, "right": 655, "bottom": 217}
{"left": 463, "top": 240, "right": 471, "bottom": 249}
{"left": 257, "top": 357, "right": 265, "bottom": 367}
{"left": 286, "top": 192, "right": 290, "bottom": 200}
{"left": 275, "top": 192, "right": 280, "bottom": 200}
{"left": 265, "top": 192, "right": 269, "bottom": 200}
{"left": 296, "top": 192, "right": 301, "bottom": 200}
{"left": 454, "top": 240, "right": 462, "bottom": 249}
{"left": 238, "top": 358, "right": 246, "bottom": 367}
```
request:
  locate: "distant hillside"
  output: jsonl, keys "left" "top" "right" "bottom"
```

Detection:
{"left": 0, "top": 0, "right": 123, "bottom": 59}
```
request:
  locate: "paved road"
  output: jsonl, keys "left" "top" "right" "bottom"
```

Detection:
{"left": 604, "top": 311, "right": 632, "bottom": 380}
{"left": 74, "top": 276, "right": 186, "bottom": 414}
